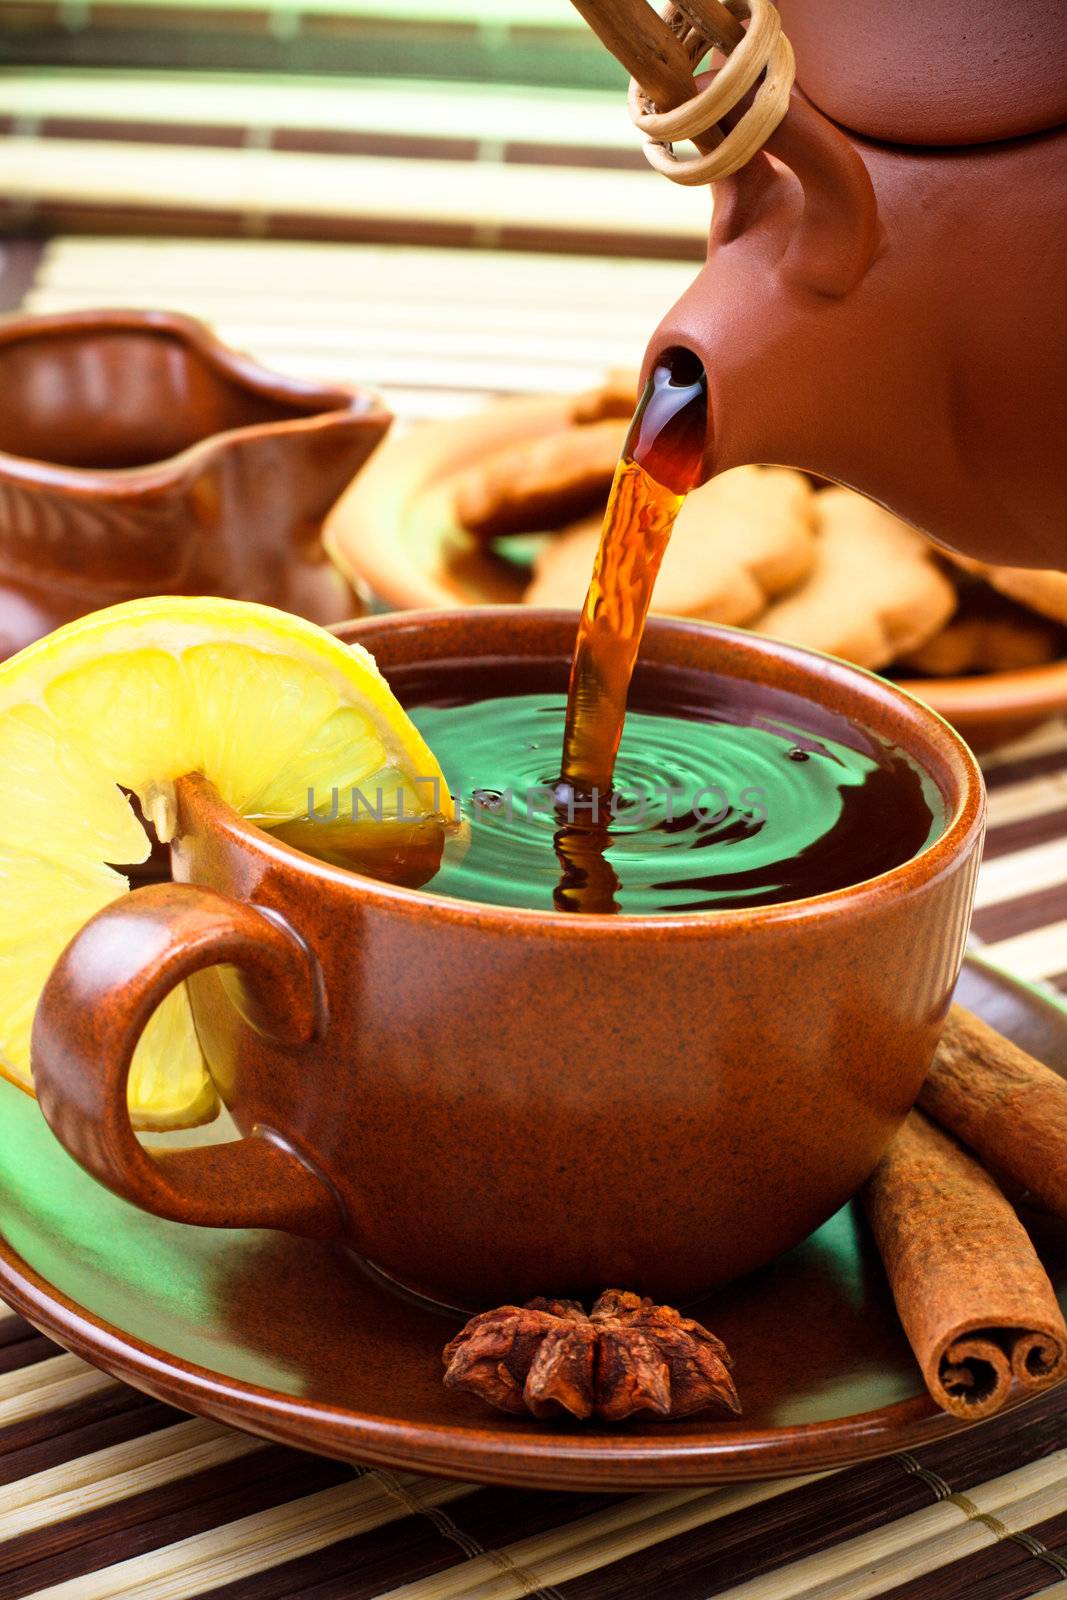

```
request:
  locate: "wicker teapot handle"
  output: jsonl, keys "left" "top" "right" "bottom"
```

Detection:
{"left": 571, "top": 0, "right": 880, "bottom": 294}
{"left": 571, "top": 0, "right": 796, "bottom": 184}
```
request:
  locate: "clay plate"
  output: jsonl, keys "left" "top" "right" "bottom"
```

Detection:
{"left": 1, "top": 954, "right": 1065, "bottom": 1490}
{"left": 325, "top": 398, "right": 1067, "bottom": 755}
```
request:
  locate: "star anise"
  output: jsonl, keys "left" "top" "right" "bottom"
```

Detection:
{"left": 442, "top": 1289, "right": 739, "bottom": 1422}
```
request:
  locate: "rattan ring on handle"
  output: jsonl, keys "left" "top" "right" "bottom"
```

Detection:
{"left": 628, "top": 0, "right": 796, "bottom": 184}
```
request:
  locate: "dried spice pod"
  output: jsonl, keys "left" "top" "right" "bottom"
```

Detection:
{"left": 440, "top": 1298, "right": 596, "bottom": 1419}
{"left": 919, "top": 1006, "right": 1067, "bottom": 1219}
{"left": 590, "top": 1290, "right": 739, "bottom": 1422}
{"left": 442, "top": 1289, "right": 739, "bottom": 1423}
{"left": 862, "top": 1110, "right": 1067, "bottom": 1420}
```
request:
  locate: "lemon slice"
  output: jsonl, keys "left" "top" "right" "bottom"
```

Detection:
{"left": 1, "top": 596, "right": 448, "bottom": 1129}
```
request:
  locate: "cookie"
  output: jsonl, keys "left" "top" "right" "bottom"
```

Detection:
{"left": 899, "top": 590, "right": 1063, "bottom": 676}
{"left": 948, "top": 558, "right": 1067, "bottom": 626}
{"left": 570, "top": 370, "right": 640, "bottom": 425}
{"left": 757, "top": 488, "right": 957, "bottom": 669}
{"left": 525, "top": 464, "right": 817, "bottom": 623}
{"left": 454, "top": 418, "right": 627, "bottom": 540}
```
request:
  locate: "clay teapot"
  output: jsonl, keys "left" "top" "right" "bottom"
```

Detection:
{"left": 0, "top": 309, "right": 391, "bottom": 658}
{"left": 573, "top": 0, "right": 1067, "bottom": 568}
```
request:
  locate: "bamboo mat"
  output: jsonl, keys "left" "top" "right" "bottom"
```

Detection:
{"left": 0, "top": 68, "right": 708, "bottom": 257}
{"left": 3, "top": 1294, "right": 1067, "bottom": 1596}
{"left": 1, "top": 235, "right": 1067, "bottom": 1597}
{"left": 12, "top": 234, "right": 700, "bottom": 420}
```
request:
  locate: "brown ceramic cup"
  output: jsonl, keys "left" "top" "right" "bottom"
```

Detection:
{"left": 31, "top": 610, "right": 985, "bottom": 1309}
{"left": 0, "top": 309, "right": 390, "bottom": 658}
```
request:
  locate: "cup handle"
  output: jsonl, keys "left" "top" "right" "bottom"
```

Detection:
{"left": 31, "top": 882, "right": 342, "bottom": 1238}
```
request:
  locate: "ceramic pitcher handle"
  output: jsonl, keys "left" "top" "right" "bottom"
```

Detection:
{"left": 31, "top": 883, "right": 342, "bottom": 1238}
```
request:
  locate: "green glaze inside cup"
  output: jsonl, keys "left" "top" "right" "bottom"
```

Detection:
{"left": 302, "top": 612, "right": 965, "bottom": 919}
{"left": 399, "top": 661, "right": 945, "bottom": 915}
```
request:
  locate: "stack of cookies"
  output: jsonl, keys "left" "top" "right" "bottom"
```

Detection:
{"left": 451, "top": 375, "right": 1066, "bottom": 678}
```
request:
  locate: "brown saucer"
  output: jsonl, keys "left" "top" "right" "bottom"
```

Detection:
{"left": 326, "top": 399, "right": 1067, "bottom": 754}
{"left": 1, "top": 954, "right": 1065, "bottom": 1490}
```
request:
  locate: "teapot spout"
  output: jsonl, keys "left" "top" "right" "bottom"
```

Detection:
{"left": 643, "top": 92, "right": 883, "bottom": 486}
{"left": 646, "top": 120, "right": 1067, "bottom": 569}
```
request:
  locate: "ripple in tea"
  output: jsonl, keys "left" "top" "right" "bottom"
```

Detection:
{"left": 393, "top": 658, "right": 945, "bottom": 915}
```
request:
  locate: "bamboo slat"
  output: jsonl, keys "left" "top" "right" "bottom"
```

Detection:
{"left": 0, "top": 1354, "right": 119, "bottom": 1430}
{"left": 1, "top": 0, "right": 589, "bottom": 23}
{"left": 982, "top": 722, "right": 1067, "bottom": 770}
{"left": 974, "top": 838, "right": 1067, "bottom": 909}
{"left": 0, "top": 1418, "right": 263, "bottom": 1542}
{"left": 0, "top": 69, "right": 632, "bottom": 151}
{"left": 983, "top": 922, "right": 1067, "bottom": 983}
{"left": 21, "top": 1475, "right": 478, "bottom": 1600}
{"left": 986, "top": 773, "right": 1067, "bottom": 831}
{"left": 710, "top": 1451, "right": 1067, "bottom": 1600}
{"left": 381, "top": 1475, "right": 828, "bottom": 1598}
{"left": 0, "top": 136, "right": 709, "bottom": 241}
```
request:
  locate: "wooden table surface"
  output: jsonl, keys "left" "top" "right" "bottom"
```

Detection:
{"left": 1, "top": 234, "right": 1066, "bottom": 1600}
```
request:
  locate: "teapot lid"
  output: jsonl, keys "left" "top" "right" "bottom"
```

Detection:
{"left": 777, "top": 0, "right": 1067, "bottom": 144}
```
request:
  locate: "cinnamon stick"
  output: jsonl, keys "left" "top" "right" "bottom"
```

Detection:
{"left": 862, "top": 1110, "right": 1067, "bottom": 1419}
{"left": 920, "top": 1005, "right": 1067, "bottom": 1218}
